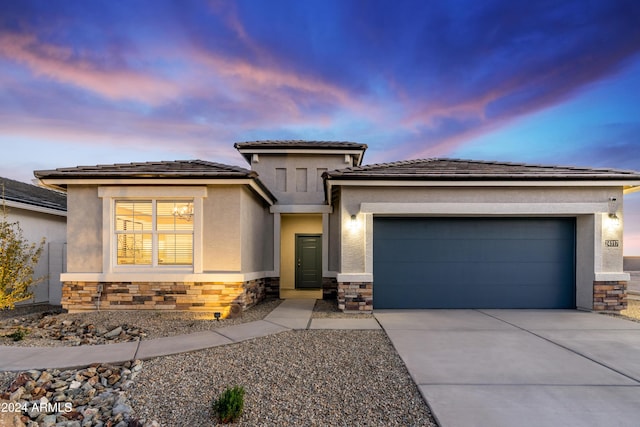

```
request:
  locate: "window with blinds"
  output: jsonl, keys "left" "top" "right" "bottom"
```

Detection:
{"left": 115, "top": 200, "right": 194, "bottom": 266}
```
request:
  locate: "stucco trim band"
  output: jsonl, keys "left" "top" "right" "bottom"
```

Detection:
{"left": 60, "top": 271, "right": 278, "bottom": 283}
{"left": 595, "top": 272, "right": 631, "bottom": 281}
{"left": 360, "top": 202, "right": 609, "bottom": 215}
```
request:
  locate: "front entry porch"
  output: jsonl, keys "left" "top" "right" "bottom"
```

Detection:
{"left": 279, "top": 214, "right": 323, "bottom": 299}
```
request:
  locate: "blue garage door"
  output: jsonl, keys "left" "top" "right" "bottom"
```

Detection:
{"left": 373, "top": 217, "right": 575, "bottom": 309}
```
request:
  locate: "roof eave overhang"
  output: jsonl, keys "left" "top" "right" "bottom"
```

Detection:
{"left": 323, "top": 178, "right": 640, "bottom": 206}
{"left": 1, "top": 199, "right": 67, "bottom": 217}
{"left": 37, "top": 177, "right": 277, "bottom": 205}
{"left": 623, "top": 185, "right": 640, "bottom": 195}
{"left": 236, "top": 148, "right": 367, "bottom": 166}
{"left": 325, "top": 178, "right": 640, "bottom": 187}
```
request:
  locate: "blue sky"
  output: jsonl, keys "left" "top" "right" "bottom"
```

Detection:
{"left": 1, "top": 0, "right": 639, "bottom": 253}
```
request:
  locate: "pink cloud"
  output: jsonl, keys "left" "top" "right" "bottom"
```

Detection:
{"left": 191, "top": 49, "right": 353, "bottom": 109}
{"left": 185, "top": 3, "right": 383, "bottom": 123}
{"left": 0, "top": 32, "right": 181, "bottom": 105}
{"left": 624, "top": 231, "right": 640, "bottom": 256}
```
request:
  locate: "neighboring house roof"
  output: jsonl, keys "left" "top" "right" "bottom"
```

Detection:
{"left": 34, "top": 160, "right": 276, "bottom": 204}
{"left": 325, "top": 158, "right": 640, "bottom": 182}
{"left": 0, "top": 176, "right": 67, "bottom": 212}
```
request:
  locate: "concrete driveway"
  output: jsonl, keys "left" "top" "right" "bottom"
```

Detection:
{"left": 375, "top": 310, "right": 640, "bottom": 427}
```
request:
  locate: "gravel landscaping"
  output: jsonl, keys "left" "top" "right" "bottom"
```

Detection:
{"left": 1, "top": 299, "right": 437, "bottom": 426}
{"left": 128, "top": 330, "right": 436, "bottom": 426}
{"left": 0, "top": 299, "right": 282, "bottom": 347}
{"left": 311, "top": 299, "right": 373, "bottom": 319}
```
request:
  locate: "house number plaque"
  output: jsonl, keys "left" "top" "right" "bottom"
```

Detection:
{"left": 605, "top": 240, "right": 619, "bottom": 247}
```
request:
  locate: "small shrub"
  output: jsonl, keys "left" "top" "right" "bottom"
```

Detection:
{"left": 213, "top": 385, "right": 245, "bottom": 424}
{"left": 0, "top": 204, "right": 46, "bottom": 310}
{"left": 7, "top": 326, "right": 29, "bottom": 341}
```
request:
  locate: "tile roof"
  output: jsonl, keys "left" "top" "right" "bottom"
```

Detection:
{"left": 34, "top": 160, "right": 277, "bottom": 203}
{"left": 324, "top": 158, "right": 640, "bottom": 181}
{"left": 34, "top": 160, "right": 254, "bottom": 179}
{"left": 234, "top": 140, "right": 368, "bottom": 150}
{"left": 0, "top": 177, "right": 67, "bottom": 212}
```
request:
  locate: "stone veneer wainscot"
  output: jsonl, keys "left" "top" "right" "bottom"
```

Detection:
{"left": 337, "top": 281, "right": 373, "bottom": 312}
{"left": 62, "top": 279, "right": 269, "bottom": 316}
{"left": 593, "top": 280, "right": 627, "bottom": 312}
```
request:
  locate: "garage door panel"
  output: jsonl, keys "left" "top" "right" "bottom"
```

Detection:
{"left": 376, "top": 261, "right": 571, "bottom": 286}
{"left": 375, "top": 237, "right": 573, "bottom": 264}
{"left": 373, "top": 218, "right": 575, "bottom": 309}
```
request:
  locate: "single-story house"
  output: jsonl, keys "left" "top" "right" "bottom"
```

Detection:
{"left": 1, "top": 177, "right": 67, "bottom": 305}
{"left": 34, "top": 141, "right": 640, "bottom": 314}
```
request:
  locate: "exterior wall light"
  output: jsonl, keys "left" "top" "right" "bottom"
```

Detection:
{"left": 607, "top": 197, "right": 620, "bottom": 229}
{"left": 349, "top": 214, "right": 360, "bottom": 231}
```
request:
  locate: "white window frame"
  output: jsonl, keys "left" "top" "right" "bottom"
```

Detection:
{"left": 99, "top": 186, "right": 206, "bottom": 274}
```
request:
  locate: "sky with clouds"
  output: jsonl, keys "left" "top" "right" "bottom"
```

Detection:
{"left": 1, "top": 0, "right": 639, "bottom": 253}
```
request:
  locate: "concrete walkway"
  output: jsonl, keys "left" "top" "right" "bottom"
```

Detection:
{"left": 0, "top": 299, "right": 379, "bottom": 371}
{"left": 376, "top": 309, "right": 640, "bottom": 427}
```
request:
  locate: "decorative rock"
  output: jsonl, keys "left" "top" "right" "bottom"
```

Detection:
{"left": 23, "top": 380, "right": 36, "bottom": 393}
{"left": 1, "top": 360, "right": 156, "bottom": 425}
{"left": 2, "top": 312, "right": 146, "bottom": 347}
{"left": 82, "top": 407, "right": 99, "bottom": 418}
{"left": 51, "top": 380, "right": 68, "bottom": 390}
{"left": 9, "top": 386, "right": 24, "bottom": 401}
{"left": 36, "top": 371, "right": 53, "bottom": 385}
{"left": 27, "top": 406, "right": 41, "bottom": 420}
{"left": 8, "top": 373, "right": 30, "bottom": 392}
{"left": 104, "top": 326, "right": 123, "bottom": 338}
{"left": 26, "top": 370, "right": 41, "bottom": 381}
{"left": 40, "top": 414, "right": 56, "bottom": 427}
{"left": 53, "top": 393, "right": 67, "bottom": 402}
{"left": 31, "top": 387, "right": 46, "bottom": 399}
{"left": 107, "top": 373, "right": 121, "bottom": 386}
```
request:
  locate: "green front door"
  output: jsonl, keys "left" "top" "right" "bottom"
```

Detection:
{"left": 295, "top": 234, "right": 322, "bottom": 289}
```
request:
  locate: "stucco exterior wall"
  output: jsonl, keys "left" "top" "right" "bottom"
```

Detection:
{"left": 280, "top": 214, "right": 322, "bottom": 291}
{"left": 64, "top": 184, "right": 268, "bottom": 277}
{"left": 240, "top": 186, "right": 273, "bottom": 273}
{"left": 250, "top": 154, "right": 351, "bottom": 205}
{"left": 203, "top": 185, "right": 241, "bottom": 272}
{"left": 66, "top": 185, "right": 102, "bottom": 273}
{"left": 576, "top": 215, "right": 595, "bottom": 309}
{"left": 328, "top": 191, "right": 341, "bottom": 272}
{"left": 7, "top": 207, "right": 66, "bottom": 304}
